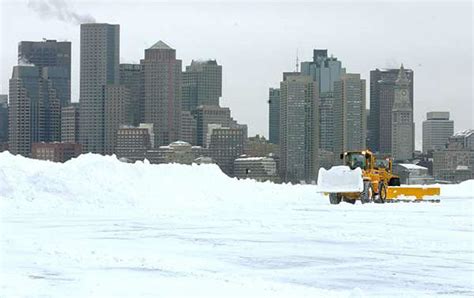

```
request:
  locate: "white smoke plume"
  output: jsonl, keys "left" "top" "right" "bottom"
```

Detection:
{"left": 27, "top": 0, "right": 96, "bottom": 25}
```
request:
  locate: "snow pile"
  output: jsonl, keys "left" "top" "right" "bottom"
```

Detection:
{"left": 317, "top": 166, "right": 363, "bottom": 193}
{"left": 0, "top": 152, "right": 316, "bottom": 214}
{"left": 0, "top": 152, "right": 472, "bottom": 212}
{"left": 438, "top": 179, "right": 474, "bottom": 197}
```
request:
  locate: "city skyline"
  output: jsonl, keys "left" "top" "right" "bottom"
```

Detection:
{"left": 0, "top": 0, "right": 472, "bottom": 149}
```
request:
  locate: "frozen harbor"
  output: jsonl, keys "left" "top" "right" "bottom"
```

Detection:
{"left": 0, "top": 153, "right": 473, "bottom": 297}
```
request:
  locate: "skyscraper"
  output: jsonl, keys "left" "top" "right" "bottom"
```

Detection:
{"left": 61, "top": 103, "right": 80, "bottom": 143}
{"left": 104, "top": 85, "right": 132, "bottom": 154}
{"left": 18, "top": 40, "right": 71, "bottom": 108}
{"left": 80, "top": 23, "right": 120, "bottom": 154}
{"left": 141, "top": 41, "right": 181, "bottom": 146}
{"left": 279, "top": 74, "right": 319, "bottom": 183}
{"left": 8, "top": 66, "right": 60, "bottom": 156}
{"left": 119, "top": 63, "right": 144, "bottom": 126}
{"left": 268, "top": 88, "right": 280, "bottom": 145}
{"left": 0, "top": 95, "right": 8, "bottom": 149}
{"left": 369, "top": 66, "right": 414, "bottom": 154}
{"left": 333, "top": 73, "right": 366, "bottom": 158}
{"left": 182, "top": 60, "right": 222, "bottom": 111}
{"left": 192, "top": 105, "right": 232, "bottom": 147}
{"left": 180, "top": 111, "right": 197, "bottom": 145}
{"left": 391, "top": 65, "right": 414, "bottom": 161}
{"left": 422, "top": 112, "right": 454, "bottom": 154}
{"left": 301, "top": 49, "right": 345, "bottom": 153}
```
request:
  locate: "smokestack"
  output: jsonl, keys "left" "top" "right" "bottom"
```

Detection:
{"left": 27, "top": 0, "right": 96, "bottom": 25}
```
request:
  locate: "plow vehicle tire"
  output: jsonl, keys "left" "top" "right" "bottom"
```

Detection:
{"left": 329, "top": 193, "right": 342, "bottom": 205}
{"left": 344, "top": 198, "right": 356, "bottom": 204}
{"left": 376, "top": 182, "right": 387, "bottom": 204}
{"left": 361, "top": 181, "right": 373, "bottom": 204}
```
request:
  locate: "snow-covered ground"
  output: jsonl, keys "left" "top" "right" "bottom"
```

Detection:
{"left": 0, "top": 152, "right": 473, "bottom": 297}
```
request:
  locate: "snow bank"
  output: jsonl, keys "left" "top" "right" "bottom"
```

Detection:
{"left": 0, "top": 152, "right": 317, "bottom": 214}
{"left": 438, "top": 179, "right": 474, "bottom": 198}
{"left": 0, "top": 152, "right": 472, "bottom": 213}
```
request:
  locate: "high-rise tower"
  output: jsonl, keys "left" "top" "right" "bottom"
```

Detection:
{"left": 268, "top": 88, "right": 280, "bottom": 145}
{"left": 391, "top": 65, "right": 414, "bottom": 161}
{"left": 182, "top": 60, "right": 222, "bottom": 111}
{"left": 369, "top": 67, "right": 414, "bottom": 154}
{"left": 8, "top": 66, "right": 61, "bottom": 156}
{"left": 333, "top": 73, "right": 366, "bottom": 158}
{"left": 279, "top": 74, "right": 319, "bottom": 183}
{"left": 18, "top": 40, "right": 71, "bottom": 108}
{"left": 141, "top": 41, "right": 182, "bottom": 146}
{"left": 301, "top": 49, "right": 345, "bottom": 154}
{"left": 79, "top": 23, "right": 120, "bottom": 154}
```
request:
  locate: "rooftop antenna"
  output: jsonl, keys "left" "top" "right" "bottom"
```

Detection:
{"left": 295, "top": 48, "right": 299, "bottom": 72}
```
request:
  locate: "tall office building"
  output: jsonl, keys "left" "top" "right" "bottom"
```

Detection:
{"left": 181, "top": 111, "right": 197, "bottom": 145}
{"left": 141, "top": 41, "right": 181, "bottom": 146}
{"left": 268, "top": 88, "right": 280, "bottom": 145}
{"left": 0, "top": 95, "right": 8, "bottom": 147}
{"left": 182, "top": 60, "right": 222, "bottom": 111}
{"left": 8, "top": 66, "right": 60, "bottom": 156}
{"left": 61, "top": 103, "right": 80, "bottom": 143}
{"left": 80, "top": 23, "right": 120, "bottom": 154}
{"left": 192, "top": 105, "right": 232, "bottom": 147}
{"left": 104, "top": 85, "right": 132, "bottom": 154}
{"left": 208, "top": 126, "right": 245, "bottom": 176}
{"left": 119, "top": 63, "right": 144, "bottom": 126}
{"left": 333, "top": 73, "right": 366, "bottom": 158}
{"left": 422, "top": 112, "right": 454, "bottom": 154}
{"left": 18, "top": 40, "right": 71, "bottom": 108}
{"left": 391, "top": 66, "right": 414, "bottom": 161}
{"left": 301, "top": 49, "right": 345, "bottom": 153}
{"left": 369, "top": 66, "right": 414, "bottom": 154}
{"left": 279, "top": 74, "right": 319, "bottom": 183}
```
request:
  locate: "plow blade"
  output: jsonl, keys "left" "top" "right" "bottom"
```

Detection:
{"left": 386, "top": 186, "right": 441, "bottom": 202}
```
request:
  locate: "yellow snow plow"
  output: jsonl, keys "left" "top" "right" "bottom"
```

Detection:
{"left": 386, "top": 186, "right": 440, "bottom": 202}
{"left": 317, "top": 150, "right": 441, "bottom": 204}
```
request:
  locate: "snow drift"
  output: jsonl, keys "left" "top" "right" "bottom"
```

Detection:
{"left": 0, "top": 152, "right": 318, "bottom": 214}
{"left": 0, "top": 152, "right": 471, "bottom": 209}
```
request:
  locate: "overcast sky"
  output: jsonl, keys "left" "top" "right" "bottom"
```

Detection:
{"left": 0, "top": 0, "right": 472, "bottom": 149}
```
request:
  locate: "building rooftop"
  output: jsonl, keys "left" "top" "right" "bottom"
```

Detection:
{"left": 235, "top": 156, "right": 274, "bottom": 162}
{"left": 149, "top": 40, "right": 172, "bottom": 50}
{"left": 453, "top": 129, "right": 474, "bottom": 138}
{"left": 170, "top": 141, "right": 191, "bottom": 147}
{"left": 397, "top": 163, "right": 427, "bottom": 170}
{"left": 426, "top": 111, "right": 450, "bottom": 120}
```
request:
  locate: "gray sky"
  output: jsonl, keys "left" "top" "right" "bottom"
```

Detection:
{"left": 1, "top": 0, "right": 472, "bottom": 149}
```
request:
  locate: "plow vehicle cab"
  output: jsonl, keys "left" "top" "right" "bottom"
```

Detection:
{"left": 317, "top": 150, "right": 440, "bottom": 204}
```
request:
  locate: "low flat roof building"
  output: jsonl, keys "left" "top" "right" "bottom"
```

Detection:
{"left": 145, "top": 141, "right": 209, "bottom": 165}
{"left": 31, "top": 142, "right": 82, "bottom": 162}
{"left": 115, "top": 124, "right": 153, "bottom": 162}
{"left": 393, "top": 163, "right": 435, "bottom": 185}
{"left": 234, "top": 156, "right": 279, "bottom": 182}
